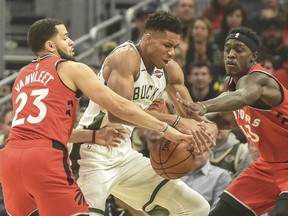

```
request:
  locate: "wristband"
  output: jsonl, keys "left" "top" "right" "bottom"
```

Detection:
{"left": 197, "top": 102, "right": 208, "bottom": 114}
{"left": 160, "top": 123, "right": 169, "bottom": 134}
{"left": 92, "top": 130, "right": 96, "bottom": 143}
{"left": 172, "top": 115, "right": 181, "bottom": 128}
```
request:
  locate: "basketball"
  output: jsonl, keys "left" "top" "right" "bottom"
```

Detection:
{"left": 150, "top": 137, "right": 195, "bottom": 179}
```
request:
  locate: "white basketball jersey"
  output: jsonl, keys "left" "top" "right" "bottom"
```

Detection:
{"left": 78, "top": 41, "right": 167, "bottom": 157}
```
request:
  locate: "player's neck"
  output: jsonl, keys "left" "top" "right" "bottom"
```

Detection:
{"left": 36, "top": 51, "right": 59, "bottom": 59}
{"left": 136, "top": 43, "right": 154, "bottom": 74}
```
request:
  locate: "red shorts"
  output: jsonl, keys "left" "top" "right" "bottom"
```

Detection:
{"left": 0, "top": 139, "right": 89, "bottom": 216}
{"left": 221, "top": 158, "right": 288, "bottom": 215}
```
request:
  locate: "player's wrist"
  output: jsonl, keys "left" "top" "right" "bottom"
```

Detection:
{"left": 91, "top": 130, "right": 96, "bottom": 143}
{"left": 172, "top": 115, "right": 181, "bottom": 128}
{"left": 160, "top": 122, "right": 169, "bottom": 135}
{"left": 197, "top": 101, "right": 208, "bottom": 115}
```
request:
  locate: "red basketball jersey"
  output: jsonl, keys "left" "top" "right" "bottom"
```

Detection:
{"left": 7, "top": 55, "right": 80, "bottom": 146}
{"left": 232, "top": 63, "right": 288, "bottom": 162}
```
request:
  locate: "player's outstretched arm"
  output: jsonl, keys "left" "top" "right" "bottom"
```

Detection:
{"left": 176, "top": 73, "right": 268, "bottom": 115}
{"left": 58, "top": 61, "right": 193, "bottom": 144}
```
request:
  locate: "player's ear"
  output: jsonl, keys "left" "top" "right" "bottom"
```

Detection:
{"left": 45, "top": 40, "right": 55, "bottom": 52}
{"left": 251, "top": 52, "right": 258, "bottom": 63}
{"left": 143, "top": 33, "right": 152, "bottom": 43}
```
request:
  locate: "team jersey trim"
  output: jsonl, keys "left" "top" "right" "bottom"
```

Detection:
{"left": 142, "top": 179, "right": 169, "bottom": 211}
{"left": 88, "top": 207, "right": 105, "bottom": 215}
{"left": 220, "top": 190, "right": 257, "bottom": 216}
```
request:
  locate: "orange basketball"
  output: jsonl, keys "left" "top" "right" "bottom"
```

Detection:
{"left": 150, "top": 137, "right": 195, "bottom": 179}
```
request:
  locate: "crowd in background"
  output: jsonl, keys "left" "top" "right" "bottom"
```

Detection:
{"left": 1, "top": 0, "right": 288, "bottom": 215}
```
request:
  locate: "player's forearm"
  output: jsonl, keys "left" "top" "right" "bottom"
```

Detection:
{"left": 109, "top": 109, "right": 180, "bottom": 130}
{"left": 110, "top": 98, "right": 167, "bottom": 133}
{"left": 69, "top": 128, "right": 93, "bottom": 143}
{"left": 145, "top": 109, "right": 180, "bottom": 126}
{"left": 204, "top": 91, "right": 247, "bottom": 113}
{"left": 107, "top": 112, "right": 136, "bottom": 126}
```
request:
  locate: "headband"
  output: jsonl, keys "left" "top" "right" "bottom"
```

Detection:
{"left": 225, "top": 32, "right": 258, "bottom": 52}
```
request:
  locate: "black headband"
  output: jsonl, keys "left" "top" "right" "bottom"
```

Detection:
{"left": 225, "top": 33, "right": 258, "bottom": 52}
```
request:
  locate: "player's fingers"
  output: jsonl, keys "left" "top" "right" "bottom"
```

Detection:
{"left": 113, "top": 138, "right": 122, "bottom": 144}
{"left": 193, "top": 132, "right": 205, "bottom": 155}
{"left": 206, "top": 147, "right": 212, "bottom": 154}
{"left": 115, "top": 129, "right": 129, "bottom": 139}
{"left": 114, "top": 132, "right": 126, "bottom": 140}
{"left": 176, "top": 92, "right": 182, "bottom": 101}
{"left": 108, "top": 142, "right": 120, "bottom": 147}
{"left": 196, "top": 121, "right": 205, "bottom": 126}
{"left": 211, "top": 138, "right": 216, "bottom": 146}
{"left": 200, "top": 130, "right": 216, "bottom": 149}
{"left": 189, "top": 130, "right": 212, "bottom": 154}
{"left": 187, "top": 134, "right": 201, "bottom": 154}
{"left": 201, "top": 129, "right": 216, "bottom": 145}
{"left": 198, "top": 131, "right": 212, "bottom": 152}
{"left": 181, "top": 100, "right": 190, "bottom": 108}
{"left": 115, "top": 128, "right": 127, "bottom": 134}
{"left": 106, "top": 137, "right": 120, "bottom": 147}
{"left": 177, "top": 134, "right": 194, "bottom": 144}
{"left": 176, "top": 93, "right": 186, "bottom": 106}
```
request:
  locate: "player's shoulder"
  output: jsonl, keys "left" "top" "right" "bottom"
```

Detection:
{"left": 58, "top": 60, "right": 90, "bottom": 71}
{"left": 242, "top": 70, "right": 274, "bottom": 85}
{"left": 105, "top": 43, "right": 141, "bottom": 71}
{"left": 109, "top": 43, "right": 139, "bottom": 60}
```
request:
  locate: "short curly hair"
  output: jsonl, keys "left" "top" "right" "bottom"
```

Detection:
{"left": 144, "top": 11, "right": 182, "bottom": 35}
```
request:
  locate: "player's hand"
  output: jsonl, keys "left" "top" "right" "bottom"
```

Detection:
{"left": 188, "top": 122, "right": 218, "bottom": 155}
{"left": 163, "top": 126, "right": 194, "bottom": 144}
{"left": 202, "top": 122, "right": 218, "bottom": 146}
{"left": 93, "top": 127, "right": 128, "bottom": 147}
{"left": 175, "top": 118, "right": 215, "bottom": 154}
{"left": 176, "top": 92, "right": 207, "bottom": 116}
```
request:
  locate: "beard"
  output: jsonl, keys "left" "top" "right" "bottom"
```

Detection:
{"left": 57, "top": 48, "right": 76, "bottom": 61}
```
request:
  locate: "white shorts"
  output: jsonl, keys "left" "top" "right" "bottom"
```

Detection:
{"left": 77, "top": 144, "right": 209, "bottom": 216}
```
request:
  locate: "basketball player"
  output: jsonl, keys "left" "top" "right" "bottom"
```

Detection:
{"left": 0, "top": 18, "right": 193, "bottom": 216}
{"left": 178, "top": 26, "right": 288, "bottom": 215}
{"left": 73, "top": 11, "right": 217, "bottom": 216}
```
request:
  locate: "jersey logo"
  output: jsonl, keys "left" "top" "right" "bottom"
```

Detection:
{"left": 74, "top": 188, "right": 87, "bottom": 206}
{"left": 276, "top": 112, "right": 288, "bottom": 125}
{"left": 235, "top": 33, "right": 240, "bottom": 38}
{"left": 154, "top": 70, "right": 163, "bottom": 79}
{"left": 65, "top": 100, "right": 74, "bottom": 117}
